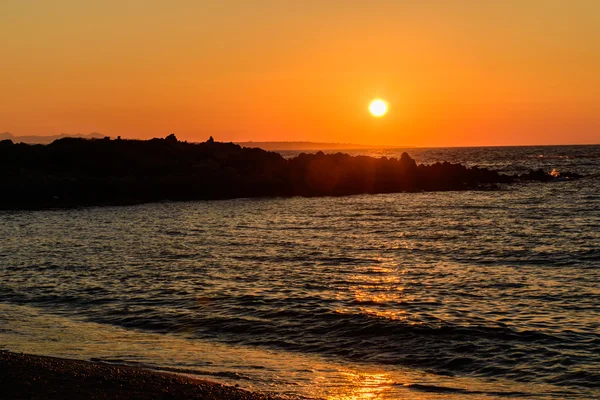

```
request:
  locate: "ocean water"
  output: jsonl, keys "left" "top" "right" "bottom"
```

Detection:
{"left": 1, "top": 145, "right": 599, "bottom": 399}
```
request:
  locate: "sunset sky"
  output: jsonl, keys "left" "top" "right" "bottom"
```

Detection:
{"left": 1, "top": 1, "right": 598, "bottom": 147}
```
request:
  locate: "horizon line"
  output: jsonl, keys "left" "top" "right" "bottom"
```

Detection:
{"left": 1, "top": 132, "right": 598, "bottom": 149}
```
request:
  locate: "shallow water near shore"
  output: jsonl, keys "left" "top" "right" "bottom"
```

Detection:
{"left": 1, "top": 145, "right": 599, "bottom": 399}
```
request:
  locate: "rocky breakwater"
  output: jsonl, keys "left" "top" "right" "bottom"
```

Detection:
{"left": 0, "top": 135, "right": 581, "bottom": 209}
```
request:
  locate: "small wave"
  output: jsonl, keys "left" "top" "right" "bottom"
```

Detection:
{"left": 402, "top": 383, "right": 535, "bottom": 397}
{"left": 90, "top": 357, "right": 145, "bottom": 366}
{"left": 164, "top": 230, "right": 185, "bottom": 236}
{"left": 402, "top": 383, "right": 470, "bottom": 393}
{"left": 147, "top": 365, "right": 256, "bottom": 381}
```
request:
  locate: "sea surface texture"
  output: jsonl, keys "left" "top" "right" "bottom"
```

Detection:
{"left": 1, "top": 145, "right": 599, "bottom": 399}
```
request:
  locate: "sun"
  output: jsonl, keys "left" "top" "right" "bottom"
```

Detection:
{"left": 369, "top": 99, "right": 388, "bottom": 117}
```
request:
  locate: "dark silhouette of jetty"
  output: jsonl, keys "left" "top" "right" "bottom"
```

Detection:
{"left": 0, "top": 135, "right": 581, "bottom": 209}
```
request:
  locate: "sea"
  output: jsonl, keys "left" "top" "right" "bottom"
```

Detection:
{"left": 1, "top": 145, "right": 599, "bottom": 399}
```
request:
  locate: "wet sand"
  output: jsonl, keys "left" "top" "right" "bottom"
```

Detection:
{"left": 0, "top": 351, "right": 284, "bottom": 399}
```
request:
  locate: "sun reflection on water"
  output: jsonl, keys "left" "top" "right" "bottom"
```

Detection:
{"left": 322, "top": 371, "right": 395, "bottom": 400}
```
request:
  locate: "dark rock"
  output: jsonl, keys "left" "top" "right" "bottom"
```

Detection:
{"left": 519, "top": 168, "right": 583, "bottom": 182}
{"left": 520, "top": 168, "right": 551, "bottom": 181}
{"left": 0, "top": 136, "right": 575, "bottom": 210}
{"left": 399, "top": 152, "right": 417, "bottom": 170}
{"left": 556, "top": 171, "right": 583, "bottom": 180}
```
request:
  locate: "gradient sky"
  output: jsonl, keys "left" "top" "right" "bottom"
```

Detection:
{"left": 1, "top": 1, "right": 598, "bottom": 146}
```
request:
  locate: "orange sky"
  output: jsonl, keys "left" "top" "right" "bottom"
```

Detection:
{"left": 1, "top": 1, "right": 598, "bottom": 146}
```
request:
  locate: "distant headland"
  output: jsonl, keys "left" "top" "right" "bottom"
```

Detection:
{"left": 0, "top": 133, "right": 391, "bottom": 151}
{"left": 0, "top": 135, "right": 581, "bottom": 210}
{"left": 232, "top": 141, "right": 394, "bottom": 151}
{"left": 0, "top": 132, "right": 105, "bottom": 145}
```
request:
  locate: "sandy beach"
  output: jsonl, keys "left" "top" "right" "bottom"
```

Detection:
{"left": 0, "top": 351, "right": 284, "bottom": 400}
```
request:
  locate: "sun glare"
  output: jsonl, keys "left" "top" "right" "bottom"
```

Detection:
{"left": 369, "top": 99, "right": 388, "bottom": 117}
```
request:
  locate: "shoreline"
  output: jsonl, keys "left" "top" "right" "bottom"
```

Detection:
{"left": 0, "top": 350, "right": 286, "bottom": 400}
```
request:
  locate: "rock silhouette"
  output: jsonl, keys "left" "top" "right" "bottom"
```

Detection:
{"left": 518, "top": 168, "right": 582, "bottom": 181}
{"left": 0, "top": 136, "right": 581, "bottom": 209}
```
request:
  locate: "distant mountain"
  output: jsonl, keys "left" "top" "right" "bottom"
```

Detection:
{"left": 234, "top": 141, "right": 383, "bottom": 151}
{"left": 0, "top": 132, "right": 105, "bottom": 144}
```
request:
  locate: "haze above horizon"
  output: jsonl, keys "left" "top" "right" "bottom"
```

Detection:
{"left": 1, "top": 1, "right": 598, "bottom": 147}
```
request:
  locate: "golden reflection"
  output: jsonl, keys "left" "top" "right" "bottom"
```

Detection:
{"left": 360, "top": 308, "right": 409, "bottom": 321}
{"left": 322, "top": 371, "right": 395, "bottom": 400}
{"left": 343, "top": 263, "right": 408, "bottom": 321}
